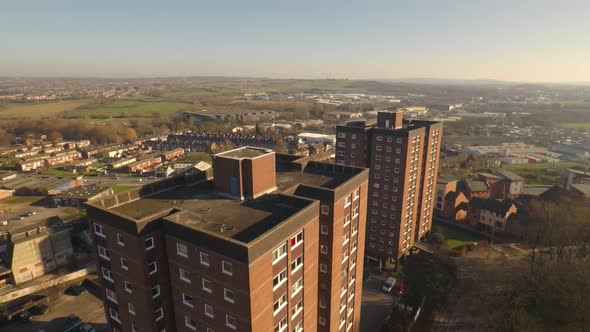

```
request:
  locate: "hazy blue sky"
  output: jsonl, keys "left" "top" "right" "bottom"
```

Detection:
{"left": 1, "top": 0, "right": 589, "bottom": 82}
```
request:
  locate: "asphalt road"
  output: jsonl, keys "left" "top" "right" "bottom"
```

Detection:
{"left": 1, "top": 291, "right": 107, "bottom": 332}
{"left": 360, "top": 273, "right": 399, "bottom": 332}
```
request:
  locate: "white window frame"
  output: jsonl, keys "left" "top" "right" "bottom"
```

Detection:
{"left": 321, "top": 204, "right": 330, "bottom": 215}
{"left": 152, "top": 285, "right": 160, "bottom": 299}
{"left": 291, "top": 299, "right": 303, "bottom": 320}
{"left": 124, "top": 280, "right": 132, "bottom": 293}
{"left": 185, "top": 316, "right": 197, "bottom": 331}
{"left": 226, "top": 314, "right": 237, "bottom": 330}
{"left": 290, "top": 231, "right": 303, "bottom": 250}
{"left": 182, "top": 292, "right": 194, "bottom": 307}
{"left": 344, "top": 194, "right": 352, "bottom": 208}
{"left": 116, "top": 233, "right": 124, "bottom": 246}
{"left": 320, "top": 244, "right": 328, "bottom": 254}
{"left": 155, "top": 307, "right": 164, "bottom": 321}
{"left": 109, "top": 308, "right": 120, "bottom": 323}
{"left": 320, "top": 264, "right": 327, "bottom": 273}
{"left": 102, "top": 267, "right": 113, "bottom": 282}
{"left": 222, "top": 260, "right": 233, "bottom": 276}
{"left": 273, "top": 269, "right": 287, "bottom": 290}
{"left": 94, "top": 223, "right": 105, "bottom": 238}
{"left": 224, "top": 288, "right": 235, "bottom": 303}
{"left": 344, "top": 214, "right": 351, "bottom": 227}
{"left": 202, "top": 277, "right": 213, "bottom": 293}
{"left": 148, "top": 261, "right": 158, "bottom": 275}
{"left": 272, "top": 243, "right": 287, "bottom": 265}
{"left": 105, "top": 288, "right": 117, "bottom": 303}
{"left": 321, "top": 225, "right": 329, "bottom": 235}
{"left": 292, "top": 277, "right": 303, "bottom": 297}
{"left": 128, "top": 302, "right": 135, "bottom": 315}
{"left": 204, "top": 303, "right": 214, "bottom": 318}
{"left": 180, "top": 268, "right": 191, "bottom": 283}
{"left": 176, "top": 242, "right": 188, "bottom": 258}
{"left": 145, "top": 237, "right": 154, "bottom": 250}
{"left": 273, "top": 293, "right": 288, "bottom": 316}
{"left": 97, "top": 245, "right": 110, "bottom": 261}
{"left": 353, "top": 189, "right": 360, "bottom": 200}
{"left": 200, "top": 252, "right": 210, "bottom": 266}
{"left": 120, "top": 257, "right": 128, "bottom": 270}
{"left": 291, "top": 255, "right": 303, "bottom": 274}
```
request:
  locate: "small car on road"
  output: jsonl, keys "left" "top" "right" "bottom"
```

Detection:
{"left": 15, "top": 310, "right": 32, "bottom": 322}
{"left": 66, "top": 284, "right": 86, "bottom": 296}
{"left": 382, "top": 276, "right": 397, "bottom": 293}
{"left": 392, "top": 282, "right": 405, "bottom": 296}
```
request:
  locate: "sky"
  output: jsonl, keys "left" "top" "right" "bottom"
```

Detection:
{"left": 1, "top": 0, "right": 589, "bottom": 82}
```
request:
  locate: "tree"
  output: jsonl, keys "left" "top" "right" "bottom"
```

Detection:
{"left": 274, "top": 139, "right": 288, "bottom": 153}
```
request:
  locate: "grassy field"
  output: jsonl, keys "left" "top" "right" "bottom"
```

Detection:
{"left": 0, "top": 100, "right": 91, "bottom": 119}
{"left": 112, "top": 185, "right": 136, "bottom": 193}
{"left": 0, "top": 196, "right": 45, "bottom": 212}
{"left": 64, "top": 100, "right": 192, "bottom": 118}
{"left": 560, "top": 122, "right": 590, "bottom": 129}
{"left": 432, "top": 224, "right": 480, "bottom": 249}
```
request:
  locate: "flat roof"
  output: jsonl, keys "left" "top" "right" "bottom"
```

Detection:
{"left": 215, "top": 147, "right": 272, "bottom": 159}
{"left": 54, "top": 185, "right": 112, "bottom": 200}
{"left": 496, "top": 170, "right": 524, "bottom": 181}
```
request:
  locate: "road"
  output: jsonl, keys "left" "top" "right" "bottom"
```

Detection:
{"left": 1, "top": 291, "right": 107, "bottom": 332}
{"left": 360, "top": 273, "right": 398, "bottom": 332}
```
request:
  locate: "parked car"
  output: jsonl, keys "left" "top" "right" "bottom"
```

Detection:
{"left": 66, "top": 284, "right": 86, "bottom": 296}
{"left": 392, "top": 282, "right": 405, "bottom": 296}
{"left": 67, "top": 314, "right": 82, "bottom": 326}
{"left": 382, "top": 276, "right": 397, "bottom": 293}
{"left": 15, "top": 310, "right": 32, "bottom": 322}
{"left": 29, "top": 304, "right": 50, "bottom": 315}
{"left": 79, "top": 323, "right": 96, "bottom": 332}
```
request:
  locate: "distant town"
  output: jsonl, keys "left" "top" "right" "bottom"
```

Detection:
{"left": 0, "top": 77, "right": 589, "bottom": 332}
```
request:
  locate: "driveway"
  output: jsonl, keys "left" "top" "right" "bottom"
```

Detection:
{"left": 360, "top": 273, "right": 399, "bottom": 332}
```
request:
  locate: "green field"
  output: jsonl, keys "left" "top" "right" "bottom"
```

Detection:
{"left": 432, "top": 224, "right": 481, "bottom": 249}
{"left": 0, "top": 100, "right": 91, "bottom": 119}
{"left": 64, "top": 100, "right": 192, "bottom": 118}
{"left": 112, "top": 185, "right": 136, "bottom": 194}
{"left": 560, "top": 122, "right": 590, "bottom": 129}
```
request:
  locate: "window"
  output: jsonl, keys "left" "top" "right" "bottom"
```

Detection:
{"left": 116, "top": 233, "right": 124, "bottom": 246}
{"left": 105, "top": 288, "right": 117, "bottom": 303}
{"left": 152, "top": 285, "right": 160, "bottom": 298}
{"left": 102, "top": 267, "right": 113, "bottom": 282}
{"left": 344, "top": 194, "right": 352, "bottom": 207}
{"left": 200, "top": 252, "right": 210, "bottom": 266}
{"left": 183, "top": 292, "right": 194, "bottom": 307}
{"left": 344, "top": 214, "right": 351, "bottom": 226}
{"left": 321, "top": 204, "right": 330, "bottom": 215}
{"left": 291, "top": 255, "right": 303, "bottom": 274}
{"left": 94, "top": 223, "right": 105, "bottom": 238}
{"left": 120, "top": 257, "right": 128, "bottom": 270}
{"left": 321, "top": 225, "right": 329, "bottom": 235}
{"left": 176, "top": 242, "right": 188, "bottom": 257}
{"left": 320, "top": 245, "right": 328, "bottom": 254}
{"left": 204, "top": 303, "right": 214, "bottom": 318}
{"left": 320, "top": 264, "right": 328, "bottom": 273}
{"left": 293, "top": 320, "right": 303, "bottom": 332}
{"left": 352, "top": 223, "right": 358, "bottom": 236}
{"left": 376, "top": 135, "right": 383, "bottom": 141}
{"left": 273, "top": 269, "right": 287, "bottom": 289}
{"left": 290, "top": 232, "right": 303, "bottom": 249}
{"left": 353, "top": 188, "right": 360, "bottom": 200}
{"left": 319, "top": 298, "right": 327, "bottom": 308}
{"left": 222, "top": 261, "right": 233, "bottom": 276}
{"left": 273, "top": 293, "right": 288, "bottom": 315}
{"left": 109, "top": 308, "right": 120, "bottom": 323}
{"left": 343, "top": 232, "right": 350, "bottom": 245}
{"left": 351, "top": 240, "right": 358, "bottom": 253}
{"left": 185, "top": 316, "right": 196, "bottom": 331}
{"left": 180, "top": 268, "right": 190, "bottom": 283}
{"left": 351, "top": 134, "right": 357, "bottom": 139}
{"left": 145, "top": 237, "right": 154, "bottom": 250}
{"left": 124, "top": 280, "right": 132, "bottom": 293}
{"left": 338, "top": 132, "right": 346, "bottom": 138}
{"left": 292, "top": 277, "right": 303, "bottom": 297}
{"left": 224, "top": 288, "right": 235, "bottom": 303}
{"left": 128, "top": 302, "right": 135, "bottom": 315}
{"left": 292, "top": 299, "right": 303, "bottom": 319}
{"left": 275, "top": 316, "right": 288, "bottom": 332}
{"left": 148, "top": 261, "right": 157, "bottom": 275}
{"left": 155, "top": 307, "right": 164, "bottom": 321}
{"left": 272, "top": 243, "right": 287, "bottom": 264}
{"left": 319, "top": 316, "right": 326, "bottom": 325}
{"left": 226, "top": 314, "right": 237, "bottom": 330}
{"left": 97, "top": 245, "right": 110, "bottom": 261}
{"left": 202, "top": 278, "right": 212, "bottom": 293}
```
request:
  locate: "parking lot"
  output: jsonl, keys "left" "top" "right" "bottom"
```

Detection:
{"left": 360, "top": 271, "right": 401, "bottom": 332}
{"left": 1, "top": 290, "right": 107, "bottom": 332}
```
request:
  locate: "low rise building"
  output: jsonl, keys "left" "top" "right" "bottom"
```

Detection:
{"left": 468, "top": 198, "right": 518, "bottom": 231}
{"left": 462, "top": 179, "right": 490, "bottom": 199}
{"left": 124, "top": 154, "right": 162, "bottom": 174}
{"left": 107, "top": 157, "right": 137, "bottom": 170}
{"left": 0, "top": 175, "right": 84, "bottom": 196}
{"left": 160, "top": 148, "right": 185, "bottom": 162}
{"left": 496, "top": 170, "right": 524, "bottom": 196}
{"left": 52, "top": 185, "right": 114, "bottom": 207}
